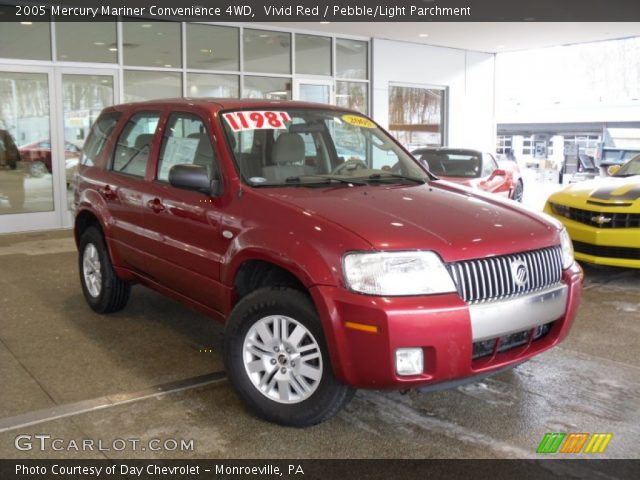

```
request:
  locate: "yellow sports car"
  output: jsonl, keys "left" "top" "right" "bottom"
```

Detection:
{"left": 544, "top": 154, "right": 640, "bottom": 269}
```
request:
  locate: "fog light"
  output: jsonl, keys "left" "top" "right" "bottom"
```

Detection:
{"left": 395, "top": 348, "right": 423, "bottom": 376}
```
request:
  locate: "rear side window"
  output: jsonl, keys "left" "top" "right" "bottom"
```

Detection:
{"left": 81, "top": 112, "right": 120, "bottom": 166}
{"left": 111, "top": 112, "right": 160, "bottom": 177}
{"left": 157, "top": 113, "right": 218, "bottom": 182}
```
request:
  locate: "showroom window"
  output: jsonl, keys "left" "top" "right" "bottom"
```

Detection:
{"left": 123, "top": 70, "right": 182, "bottom": 102}
{"left": 336, "top": 39, "right": 368, "bottom": 80}
{"left": 296, "top": 34, "right": 331, "bottom": 76}
{"left": 0, "top": 7, "right": 51, "bottom": 60}
{"left": 56, "top": 22, "right": 117, "bottom": 63}
{"left": 388, "top": 85, "right": 445, "bottom": 148}
{"left": 187, "top": 73, "right": 239, "bottom": 98}
{"left": 244, "top": 76, "right": 291, "bottom": 100}
{"left": 335, "top": 81, "right": 368, "bottom": 114}
{"left": 496, "top": 135, "right": 512, "bottom": 155}
{"left": 243, "top": 29, "right": 291, "bottom": 75}
{"left": 187, "top": 24, "right": 239, "bottom": 71}
{"left": 122, "top": 21, "right": 182, "bottom": 68}
{"left": 0, "top": 18, "right": 370, "bottom": 232}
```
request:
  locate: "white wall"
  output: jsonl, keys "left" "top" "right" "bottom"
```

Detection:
{"left": 371, "top": 38, "right": 496, "bottom": 152}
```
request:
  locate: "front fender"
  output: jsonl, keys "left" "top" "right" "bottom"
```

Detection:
{"left": 221, "top": 227, "right": 340, "bottom": 290}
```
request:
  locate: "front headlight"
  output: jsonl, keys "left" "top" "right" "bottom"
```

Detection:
{"left": 342, "top": 251, "right": 456, "bottom": 296}
{"left": 559, "top": 228, "right": 574, "bottom": 269}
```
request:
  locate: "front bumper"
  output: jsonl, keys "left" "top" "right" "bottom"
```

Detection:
{"left": 310, "top": 262, "right": 582, "bottom": 389}
{"left": 545, "top": 206, "right": 640, "bottom": 269}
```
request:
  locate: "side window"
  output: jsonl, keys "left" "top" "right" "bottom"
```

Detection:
{"left": 111, "top": 112, "right": 160, "bottom": 177}
{"left": 81, "top": 112, "right": 121, "bottom": 166}
{"left": 482, "top": 153, "right": 497, "bottom": 177}
{"left": 157, "top": 113, "right": 217, "bottom": 182}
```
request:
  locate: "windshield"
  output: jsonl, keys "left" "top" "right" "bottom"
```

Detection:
{"left": 220, "top": 108, "right": 429, "bottom": 186}
{"left": 614, "top": 154, "right": 640, "bottom": 177}
{"left": 414, "top": 150, "right": 481, "bottom": 178}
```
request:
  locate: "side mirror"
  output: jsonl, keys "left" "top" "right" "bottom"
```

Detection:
{"left": 607, "top": 165, "right": 621, "bottom": 176}
{"left": 169, "top": 164, "right": 222, "bottom": 196}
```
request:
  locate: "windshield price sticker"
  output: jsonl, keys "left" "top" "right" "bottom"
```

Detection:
{"left": 341, "top": 115, "right": 376, "bottom": 129}
{"left": 223, "top": 111, "right": 291, "bottom": 132}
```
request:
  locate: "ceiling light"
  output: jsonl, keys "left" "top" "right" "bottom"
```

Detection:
{"left": 93, "top": 42, "right": 105, "bottom": 46}
{"left": 20, "top": 22, "right": 32, "bottom": 25}
{"left": 320, "top": 21, "right": 330, "bottom": 24}
{"left": 142, "top": 24, "right": 152, "bottom": 28}
{"left": 259, "top": 34, "right": 269, "bottom": 38}
{"left": 108, "top": 47, "right": 118, "bottom": 52}
{"left": 156, "top": 32, "right": 165, "bottom": 36}
{"left": 418, "top": 33, "right": 429, "bottom": 38}
{"left": 164, "top": 64, "right": 172, "bottom": 68}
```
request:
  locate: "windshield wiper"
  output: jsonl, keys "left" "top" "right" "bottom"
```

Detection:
{"left": 363, "top": 173, "right": 426, "bottom": 184}
{"left": 284, "top": 175, "right": 368, "bottom": 186}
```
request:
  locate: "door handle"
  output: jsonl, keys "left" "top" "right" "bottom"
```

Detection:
{"left": 146, "top": 198, "right": 165, "bottom": 213}
{"left": 100, "top": 185, "right": 117, "bottom": 200}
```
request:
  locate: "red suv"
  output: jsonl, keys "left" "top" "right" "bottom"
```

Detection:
{"left": 74, "top": 99, "right": 582, "bottom": 427}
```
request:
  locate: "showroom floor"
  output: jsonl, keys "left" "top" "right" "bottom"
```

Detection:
{"left": 0, "top": 227, "right": 638, "bottom": 460}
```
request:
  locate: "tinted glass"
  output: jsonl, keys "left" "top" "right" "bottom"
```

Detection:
{"left": 112, "top": 113, "right": 160, "bottom": 177}
{"left": 82, "top": 113, "right": 120, "bottom": 167}
{"left": 157, "top": 113, "right": 217, "bottom": 182}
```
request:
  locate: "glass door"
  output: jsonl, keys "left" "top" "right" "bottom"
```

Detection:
{"left": 0, "top": 66, "right": 58, "bottom": 234}
{"left": 56, "top": 69, "right": 117, "bottom": 227}
{"left": 293, "top": 78, "right": 334, "bottom": 104}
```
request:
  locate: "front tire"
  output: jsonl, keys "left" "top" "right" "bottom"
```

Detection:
{"left": 512, "top": 180, "right": 524, "bottom": 202}
{"left": 79, "top": 226, "right": 130, "bottom": 313}
{"left": 224, "top": 287, "right": 354, "bottom": 427}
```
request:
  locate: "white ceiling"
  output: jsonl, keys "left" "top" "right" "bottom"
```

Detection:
{"left": 261, "top": 22, "right": 640, "bottom": 53}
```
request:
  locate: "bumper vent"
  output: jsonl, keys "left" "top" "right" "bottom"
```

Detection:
{"left": 472, "top": 322, "right": 553, "bottom": 360}
{"left": 573, "top": 241, "right": 640, "bottom": 260}
{"left": 448, "top": 246, "right": 563, "bottom": 304}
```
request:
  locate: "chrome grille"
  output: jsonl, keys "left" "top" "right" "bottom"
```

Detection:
{"left": 448, "top": 246, "right": 563, "bottom": 304}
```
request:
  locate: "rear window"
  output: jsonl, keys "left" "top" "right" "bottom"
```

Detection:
{"left": 81, "top": 113, "right": 121, "bottom": 166}
{"left": 418, "top": 151, "right": 481, "bottom": 178}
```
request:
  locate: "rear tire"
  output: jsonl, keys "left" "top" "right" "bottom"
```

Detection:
{"left": 224, "top": 287, "right": 354, "bottom": 427}
{"left": 79, "top": 226, "right": 130, "bottom": 313}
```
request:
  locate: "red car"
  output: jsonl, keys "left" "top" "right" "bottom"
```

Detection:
{"left": 74, "top": 99, "right": 581, "bottom": 426}
{"left": 19, "top": 139, "right": 81, "bottom": 177}
{"left": 413, "top": 147, "right": 524, "bottom": 202}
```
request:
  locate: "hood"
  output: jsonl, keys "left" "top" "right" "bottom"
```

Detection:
{"left": 549, "top": 175, "right": 640, "bottom": 209}
{"left": 437, "top": 176, "right": 478, "bottom": 189}
{"left": 259, "top": 181, "right": 559, "bottom": 263}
